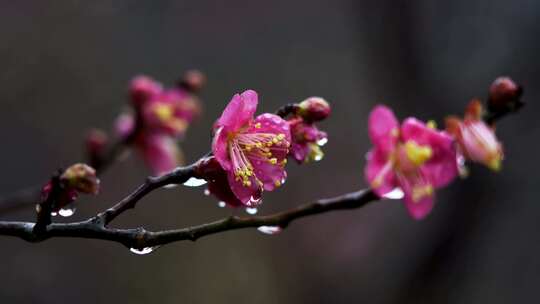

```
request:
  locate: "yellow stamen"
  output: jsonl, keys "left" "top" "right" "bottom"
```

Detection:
{"left": 405, "top": 141, "right": 433, "bottom": 166}
{"left": 412, "top": 185, "right": 434, "bottom": 203}
{"left": 154, "top": 104, "right": 174, "bottom": 122}
{"left": 254, "top": 122, "right": 261, "bottom": 129}
{"left": 487, "top": 157, "right": 501, "bottom": 171}
{"left": 427, "top": 120, "right": 437, "bottom": 129}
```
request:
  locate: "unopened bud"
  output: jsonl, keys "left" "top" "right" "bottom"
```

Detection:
{"left": 298, "top": 97, "right": 331, "bottom": 122}
{"left": 86, "top": 129, "right": 108, "bottom": 160}
{"left": 61, "top": 163, "right": 100, "bottom": 195}
{"left": 488, "top": 76, "right": 523, "bottom": 112}
{"left": 129, "top": 75, "right": 162, "bottom": 106}
{"left": 178, "top": 70, "right": 206, "bottom": 93}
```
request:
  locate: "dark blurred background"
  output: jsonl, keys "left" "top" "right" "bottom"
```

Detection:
{"left": 0, "top": 1, "right": 539, "bottom": 303}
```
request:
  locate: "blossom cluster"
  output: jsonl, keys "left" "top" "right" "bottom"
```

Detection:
{"left": 115, "top": 71, "right": 204, "bottom": 175}
{"left": 365, "top": 77, "right": 521, "bottom": 219}
{"left": 199, "top": 76, "right": 520, "bottom": 219}
{"left": 199, "top": 90, "right": 331, "bottom": 207}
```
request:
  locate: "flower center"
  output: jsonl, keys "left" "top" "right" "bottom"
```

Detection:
{"left": 229, "top": 132, "right": 288, "bottom": 188}
{"left": 404, "top": 141, "right": 433, "bottom": 167}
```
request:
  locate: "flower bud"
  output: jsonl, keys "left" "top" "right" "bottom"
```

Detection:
{"left": 297, "top": 97, "right": 331, "bottom": 122}
{"left": 488, "top": 76, "right": 523, "bottom": 112}
{"left": 178, "top": 70, "right": 206, "bottom": 93}
{"left": 129, "top": 75, "right": 162, "bottom": 106}
{"left": 86, "top": 129, "right": 108, "bottom": 165}
{"left": 61, "top": 163, "right": 100, "bottom": 195}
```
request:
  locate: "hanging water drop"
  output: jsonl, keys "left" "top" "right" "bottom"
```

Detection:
{"left": 248, "top": 195, "right": 262, "bottom": 205}
{"left": 257, "top": 226, "right": 282, "bottom": 235}
{"left": 162, "top": 184, "right": 179, "bottom": 189}
{"left": 58, "top": 208, "right": 75, "bottom": 217}
{"left": 129, "top": 247, "right": 158, "bottom": 255}
{"left": 313, "top": 154, "right": 323, "bottom": 161}
{"left": 183, "top": 177, "right": 207, "bottom": 187}
{"left": 383, "top": 188, "right": 404, "bottom": 200}
{"left": 51, "top": 212, "right": 58, "bottom": 217}
{"left": 245, "top": 207, "right": 258, "bottom": 215}
{"left": 204, "top": 189, "right": 210, "bottom": 196}
{"left": 218, "top": 201, "right": 226, "bottom": 208}
{"left": 317, "top": 137, "right": 328, "bottom": 146}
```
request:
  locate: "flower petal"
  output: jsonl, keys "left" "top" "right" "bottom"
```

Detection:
{"left": 227, "top": 170, "right": 263, "bottom": 206}
{"left": 138, "top": 133, "right": 183, "bottom": 175}
{"left": 212, "top": 126, "right": 232, "bottom": 171}
{"left": 216, "top": 90, "right": 258, "bottom": 131}
{"left": 365, "top": 148, "right": 397, "bottom": 197}
{"left": 206, "top": 169, "right": 243, "bottom": 207}
{"left": 396, "top": 169, "right": 435, "bottom": 220}
{"left": 247, "top": 113, "right": 291, "bottom": 190}
{"left": 368, "top": 105, "right": 399, "bottom": 155}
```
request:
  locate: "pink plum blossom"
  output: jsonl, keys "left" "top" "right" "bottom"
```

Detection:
{"left": 114, "top": 75, "right": 202, "bottom": 175}
{"left": 212, "top": 90, "right": 291, "bottom": 206}
{"left": 365, "top": 105, "right": 458, "bottom": 220}
{"left": 135, "top": 132, "right": 184, "bottom": 175}
{"left": 446, "top": 100, "right": 503, "bottom": 171}
{"left": 142, "top": 88, "right": 201, "bottom": 137}
{"left": 288, "top": 117, "right": 328, "bottom": 163}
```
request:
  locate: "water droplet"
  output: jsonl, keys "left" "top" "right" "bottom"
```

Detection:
{"left": 313, "top": 154, "right": 323, "bottom": 161}
{"left": 129, "top": 246, "right": 158, "bottom": 255}
{"left": 51, "top": 212, "right": 58, "bottom": 217}
{"left": 280, "top": 177, "right": 286, "bottom": 185}
{"left": 317, "top": 137, "right": 328, "bottom": 146}
{"left": 204, "top": 189, "right": 210, "bottom": 196}
{"left": 218, "top": 201, "right": 226, "bottom": 208}
{"left": 257, "top": 226, "right": 282, "bottom": 235}
{"left": 245, "top": 207, "right": 258, "bottom": 215}
{"left": 58, "top": 207, "right": 75, "bottom": 217}
{"left": 383, "top": 188, "right": 404, "bottom": 200}
{"left": 163, "top": 184, "right": 179, "bottom": 189}
{"left": 248, "top": 195, "right": 262, "bottom": 205}
{"left": 183, "top": 177, "right": 207, "bottom": 187}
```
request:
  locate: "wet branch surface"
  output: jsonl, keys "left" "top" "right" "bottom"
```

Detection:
{"left": 0, "top": 184, "right": 377, "bottom": 248}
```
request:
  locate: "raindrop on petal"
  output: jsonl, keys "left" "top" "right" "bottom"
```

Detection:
{"left": 245, "top": 207, "right": 258, "bottom": 215}
{"left": 313, "top": 154, "right": 323, "bottom": 161}
{"left": 257, "top": 226, "right": 282, "bottom": 235}
{"left": 383, "top": 188, "right": 405, "bottom": 200}
{"left": 248, "top": 194, "right": 262, "bottom": 205}
{"left": 317, "top": 137, "right": 328, "bottom": 146}
{"left": 183, "top": 177, "right": 207, "bottom": 187}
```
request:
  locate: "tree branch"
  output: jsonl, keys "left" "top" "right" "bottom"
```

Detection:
{"left": 0, "top": 188, "right": 377, "bottom": 248}
{"left": 0, "top": 137, "right": 131, "bottom": 214}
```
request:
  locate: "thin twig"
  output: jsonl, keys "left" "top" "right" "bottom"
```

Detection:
{"left": 0, "top": 188, "right": 377, "bottom": 248}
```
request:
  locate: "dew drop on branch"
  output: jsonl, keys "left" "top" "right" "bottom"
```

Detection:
{"left": 257, "top": 226, "right": 282, "bottom": 235}
{"left": 129, "top": 246, "right": 159, "bottom": 255}
{"left": 58, "top": 207, "right": 76, "bottom": 217}
{"left": 245, "top": 207, "right": 258, "bottom": 215}
{"left": 183, "top": 177, "right": 207, "bottom": 187}
{"left": 317, "top": 138, "right": 328, "bottom": 146}
{"left": 383, "top": 188, "right": 404, "bottom": 200}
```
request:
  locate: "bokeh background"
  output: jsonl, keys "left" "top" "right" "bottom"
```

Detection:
{"left": 0, "top": 1, "right": 539, "bottom": 303}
